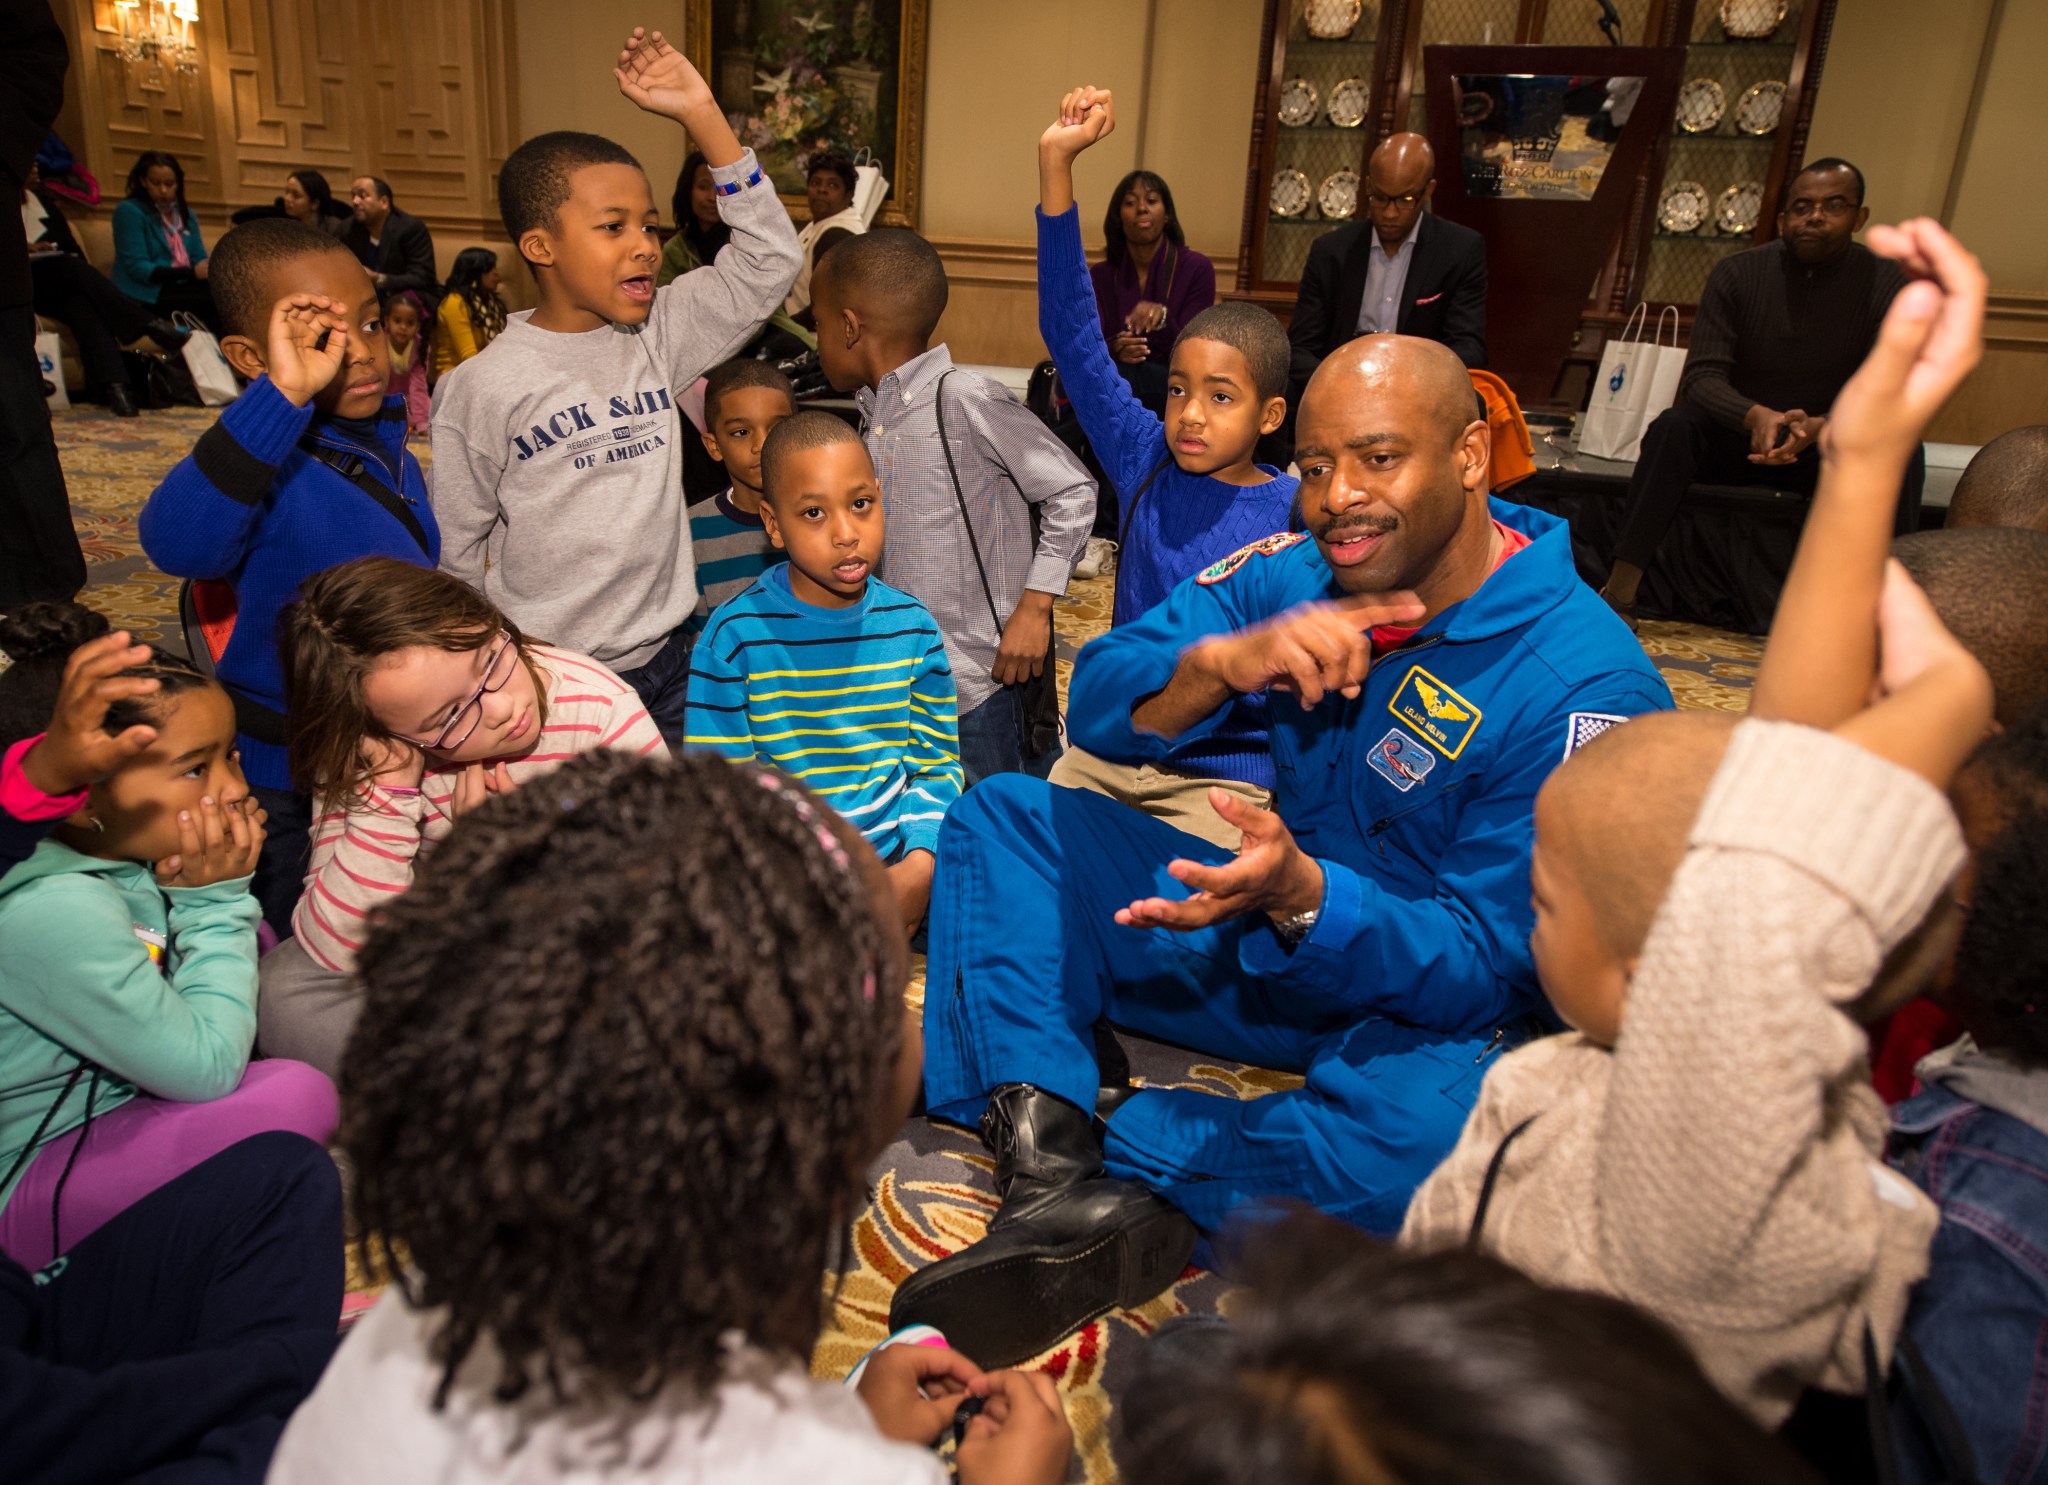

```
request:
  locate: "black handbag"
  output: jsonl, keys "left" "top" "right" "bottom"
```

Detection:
{"left": 933, "top": 370, "right": 1061, "bottom": 759}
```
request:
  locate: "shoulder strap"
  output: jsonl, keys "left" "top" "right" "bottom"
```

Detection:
{"left": 1120, "top": 455, "right": 1175, "bottom": 541}
{"left": 301, "top": 435, "right": 430, "bottom": 556}
{"left": 1467, "top": 1114, "right": 1539, "bottom": 1248}
{"left": 933, "top": 370, "right": 1007, "bottom": 637}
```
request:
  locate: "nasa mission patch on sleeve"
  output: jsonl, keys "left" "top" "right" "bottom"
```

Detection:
{"left": 1562, "top": 711, "right": 1629, "bottom": 759}
{"left": 1196, "top": 530, "right": 1310, "bottom": 585}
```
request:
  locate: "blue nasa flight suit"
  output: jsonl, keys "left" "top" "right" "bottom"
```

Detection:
{"left": 921, "top": 500, "right": 1672, "bottom": 1237}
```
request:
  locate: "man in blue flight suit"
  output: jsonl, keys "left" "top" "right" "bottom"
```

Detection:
{"left": 890, "top": 335, "right": 1673, "bottom": 1367}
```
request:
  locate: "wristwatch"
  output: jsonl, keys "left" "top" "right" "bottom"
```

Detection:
{"left": 1274, "top": 908, "right": 1320, "bottom": 944}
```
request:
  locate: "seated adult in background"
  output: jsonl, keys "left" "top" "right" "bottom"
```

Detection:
{"left": 24, "top": 163, "right": 188, "bottom": 416}
{"left": 1945, "top": 424, "right": 2048, "bottom": 532}
{"left": 343, "top": 175, "right": 438, "bottom": 299}
{"left": 1601, "top": 159, "right": 1923, "bottom": 624}
{"left": 110, "top": 149, "right": 216, "bottom": 329}
{"left": 229, "top": 168, "right": 352, "bottom": 241}
{"left": 1092, "top": 168, "right": 1216, "bottom": 415}
{"left": 783, "top": 148, "right": 865, "bottom": 322}
{"left": 886, "top": 333, "right": 1671, "bottom": 1368}
{"left": 1287, "top": 132, "right": 1487, "bottom": 413}
{"left": 659, "top": 150, "right": 813, "bottom": 356}
{"left": 431, "top": 246, "right": 508, "bottom": 381}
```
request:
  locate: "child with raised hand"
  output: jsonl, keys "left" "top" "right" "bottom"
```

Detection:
{"left": 140, "top": 216, "right": 439, "bottom": 939}
{"left": 430, "top": 28, "right": 802, "bottom": 746}
{"left": 686, "top": 414, "right": 962, "bottom": 934}
{"left": 684, "top": 356, "right": 797, "bottom": 635}
{"left": 267, "top": 749, "right": 1073, "bottom": 1485}
{"left": 0, "top": 603, "right": 337, "bottom": 1272}
{"left": 1401, "top": 217, "right": 1993, "bottom": 1428}
{"left": 1036, "top": 86, "right": 1295, "bottom": 844}
{"left": 260, "top": 559, "right": 666, "bottom": 1076}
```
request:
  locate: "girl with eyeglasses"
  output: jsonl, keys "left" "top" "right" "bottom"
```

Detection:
{"left": 260, "top": 559, "right": 668, "bottom": 1075}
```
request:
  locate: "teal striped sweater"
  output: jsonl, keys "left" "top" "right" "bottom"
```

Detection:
{"left": 683, "top": 565, "right": 963, "bottom": 858}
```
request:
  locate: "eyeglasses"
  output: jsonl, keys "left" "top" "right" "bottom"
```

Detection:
{"left": 393, "top": 633, "right": 519, "bottom": 752}
{"left": 1784, "top": 195, "right": 1858, "bottom": 221}
{"left": 1368, "top": 190, "right": 1427, "bottom": 208}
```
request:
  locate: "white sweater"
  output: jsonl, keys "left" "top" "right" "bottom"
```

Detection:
{"left": 267, "top": 1291, "right": 948, "bottom": 1485}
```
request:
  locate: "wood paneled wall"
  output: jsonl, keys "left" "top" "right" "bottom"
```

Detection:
{"left": 51, "top": 0, "right": 518, "bottom": 238}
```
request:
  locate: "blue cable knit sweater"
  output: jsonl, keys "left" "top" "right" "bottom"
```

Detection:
{"left": 139, "top": 378, "right": 439, "bottom": 792}
{"left": 1037, "top": 205, "right": 1295, "bottom": 789}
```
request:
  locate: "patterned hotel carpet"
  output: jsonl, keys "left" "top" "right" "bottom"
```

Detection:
{"left": 56, "top": 402, "right": 1758, "bottom": 1481}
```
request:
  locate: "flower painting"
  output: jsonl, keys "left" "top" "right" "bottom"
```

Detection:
{"left": 688, "top": 0, "right": 928, "bottom": 226}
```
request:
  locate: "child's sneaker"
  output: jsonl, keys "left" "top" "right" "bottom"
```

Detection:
{"left": 1075, "top": 536, "right": 1118, "bottom": 581}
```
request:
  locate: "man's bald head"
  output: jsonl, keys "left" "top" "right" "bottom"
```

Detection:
{"left": 1947, "top": 426, "right": 2048, "bottom": 534}
{"left": 1893, "top": 528, "right": 2048, "bottom": 726}
{"left": 1294, "top": 334, "right": 1490, "bottom": 599}
{"left": 1367, "top": 132, "right": 1437, "bottom": 250}
{"left": 1539, "top": 711, "right": 1739, "bottom": 963}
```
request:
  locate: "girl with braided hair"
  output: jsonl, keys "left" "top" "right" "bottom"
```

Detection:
{"left": 259, "top": 558, "right": 668, "bottom": 1077}
{"left": 268, "top": 749, "right": 1074, "bottom": 1485}
{"left": 0, "top": 601, "right": 337, "bottom": 1270}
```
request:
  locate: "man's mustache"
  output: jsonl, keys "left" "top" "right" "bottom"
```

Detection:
{"left": 1314, "top": 514, "right": 1399, "bottom": 540}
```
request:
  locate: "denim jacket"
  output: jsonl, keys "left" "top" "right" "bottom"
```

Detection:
{"left": 1888, "top": 1067, "right": 2048, "bottom": 1485}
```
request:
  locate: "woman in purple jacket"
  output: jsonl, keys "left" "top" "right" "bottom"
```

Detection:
{"left": 1089, "top": 169, "right": 1215, "bottom": 414}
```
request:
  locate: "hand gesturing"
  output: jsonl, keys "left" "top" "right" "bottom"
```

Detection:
{"left": 615, "top": 28, "right": 713, "bottom": 122}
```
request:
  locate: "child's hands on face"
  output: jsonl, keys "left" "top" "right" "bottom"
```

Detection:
{"left": 266, "top": 292, "right": 351, "bottom": 408}
{"left": 360, "top": 734, "right": 427, "bottom": 792}
{"left": 19, "top": 631, "right": 161, "bottom": 798}
{"left": 854, "top": 1341, "right": 989, "bottom": 1446}
{"left": 954, "top": 1369, "right": 1074, "bottom": 1485}
{"left": 613, "top": 28, "right": 712, "bottom": 123}
{"left": 155, "top": 794, "right": 266, "bottom": 889}
{"left": 1040, "top": 86, "right": 1115, "bottom": 160}
{"left": 1825, "top": 218, "right": 1986, "bottom": 470}
{"left": 447, "top": 760, "right": 517, "bottom": 819}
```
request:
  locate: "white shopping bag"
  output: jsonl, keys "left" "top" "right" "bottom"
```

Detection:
{"left": 1618, "top": 306, "right": 1686, "bottom": 462}
{"left": 35, "top": 328, "right": 69, "bottom": 411}
{"left": 1578, "top": 304, "right": 1654, "bottom": 460}
{"left": 852, "top": 161, "right": 890, "bottom": 227}
{"left": 175, "top": 311, "right": 240, "bottom": 407}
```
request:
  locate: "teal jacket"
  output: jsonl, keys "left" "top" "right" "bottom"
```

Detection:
{"left": 0, "top": 840, "right": 259, "bottom": 1207}
{"left": 110, "top": 196, "right": 209, "bottom": 305}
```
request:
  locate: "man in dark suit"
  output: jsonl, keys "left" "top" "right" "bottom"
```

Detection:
{"left": 344, "top": 176, "right": 440, "bottom": 300}
{"left": 1287, "top": 133, "right": 1487, "bottom": 412}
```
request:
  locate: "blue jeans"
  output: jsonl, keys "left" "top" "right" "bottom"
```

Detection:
{"left": 956, "top": 686, "right": 1062, "bottom": 788}
{"left": 920, "top": 775, "right": 1530, "bottom": 1238}
{"left": 615, "top": 627, "right": 694, "bottom": 750}
{"left": 1887, "top": 1082, "right": 2048, "bottom": 1485}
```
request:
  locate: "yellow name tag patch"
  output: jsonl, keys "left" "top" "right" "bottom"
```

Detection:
{"left": 1389, "top": 665, "right": 1483, "bottom": 759}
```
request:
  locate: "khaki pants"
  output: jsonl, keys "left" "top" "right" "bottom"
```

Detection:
{"left": 1046, "top": 747, "right": 1274, "bottom": 850}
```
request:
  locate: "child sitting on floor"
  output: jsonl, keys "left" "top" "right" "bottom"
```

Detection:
{"left": 810, "top": 229, "right": 1096, "bottom": 784}
{"left": 259, "top": 559, "right": 666, "bottom": 1077}
{"left": 139, "top": 216, "right": 439, "bottom": 940}
{"left": 684, "top": 357, "right": 796, "bottom": 635}
{"left": 0, "top": 603, "right": 337, "bottom": 1272}
{"left": 266, "top": 750, "right": 1072, "bottom": 1485}
{"left": 430, "top": 28, "right": 801, "bottom": 744}
{"left": 686, "top": 414, "right": 962, "bottom": 935}
{"left": 1401, "top": 217, "right": 1994, "bottom": 1428}
{"left": 382, "top": 288, "right": 430, "bottom": 434}
{"left": 1035, "top": 85, "right": 1297, "bottom": 846}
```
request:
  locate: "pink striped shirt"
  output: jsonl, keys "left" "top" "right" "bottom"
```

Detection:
{"left": 291, "top": 645, "right": 665, "bottom": 971}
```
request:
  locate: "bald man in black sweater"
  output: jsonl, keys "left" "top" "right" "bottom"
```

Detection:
{"left": 1601, "top": 159, "right": 1925, "bottom": 621}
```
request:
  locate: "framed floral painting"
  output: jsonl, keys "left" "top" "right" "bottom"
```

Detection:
{"left": 685, "top": 0, "right": 929, "bottom": 228}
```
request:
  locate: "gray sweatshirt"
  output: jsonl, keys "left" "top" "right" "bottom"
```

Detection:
{"left": 429, "top": 150, "right": 800, "bottom": 671}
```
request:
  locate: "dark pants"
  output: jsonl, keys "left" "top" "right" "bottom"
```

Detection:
{"left": 31, "top": 254, "right": 154, "bottom": 398}
{"left": 616, "top": 626, "right": 694, "bottom": 749}
{"left": 0, "top": 303, "right": 85, "bottom": 606}
{"left": 0, "top": 1132, "right": 343, "bottom": 1485}
{"left": 130, "top": 278, "right": 218, "bottom": 332}
{"left": 1613, "top": 402, "right": 1926, "bottom": 572}
{"left": 248, "top": 784, "right": 313, "bottom": 941}
{"left": 957, "top": 685, "right": 1062, "bottom": 787}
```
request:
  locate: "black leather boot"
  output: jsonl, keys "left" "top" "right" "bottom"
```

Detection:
{"left": 888, "top": 1083, "right": 1198, "bottom": 1367}
{"left": 143, "top": 318, "right": 190, "bottom": 353}
{"left": 105, "top": 382, "right": 139, "bottom": 417}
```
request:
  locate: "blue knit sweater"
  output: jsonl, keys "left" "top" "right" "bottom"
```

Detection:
{"left": 139, "top": 378, "right": 439, "bottom": 791}
{"left": 1037, "top": 205, "right": 1295, "bottom": 788}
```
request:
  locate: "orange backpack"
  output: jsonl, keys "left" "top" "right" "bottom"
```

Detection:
{"left": 1470, "top": 368, "right": 1536, "bottom": 491}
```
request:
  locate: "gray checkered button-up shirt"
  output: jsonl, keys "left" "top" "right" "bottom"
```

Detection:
{"left": 857, "top": 345, "right": 1096, "bottom": 713}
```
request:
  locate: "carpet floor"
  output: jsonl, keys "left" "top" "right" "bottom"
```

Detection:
{"left": 52, "top": 400, "right": 1759, "bottom": 1480}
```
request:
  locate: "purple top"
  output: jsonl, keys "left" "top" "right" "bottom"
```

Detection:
{"left": 1090, "top": 242, "right": 1217, "bottom": 367}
